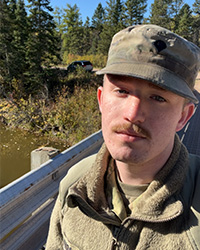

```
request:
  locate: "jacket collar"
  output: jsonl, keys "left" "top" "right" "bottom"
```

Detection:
{"left": 67, "top": 135, "right": 189, "bottom": 223}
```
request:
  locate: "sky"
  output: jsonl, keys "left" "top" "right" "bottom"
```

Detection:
{"left": 48, "top": 0, "right": 196, "bottom": 22}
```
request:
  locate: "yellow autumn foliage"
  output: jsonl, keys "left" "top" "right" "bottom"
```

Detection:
{"left": 0, "top": 71, "right": 102, "bottom": 147}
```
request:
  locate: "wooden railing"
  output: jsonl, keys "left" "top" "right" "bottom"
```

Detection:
{"left": 0, "top": 131, "right": 103, "bottom": 250}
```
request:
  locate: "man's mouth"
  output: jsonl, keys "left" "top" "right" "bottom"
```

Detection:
{"left": 112, "top": 124, "right": 151, "bottom": 140}
{"left": 117, "top": 130, "right": 145, "bottom": 138}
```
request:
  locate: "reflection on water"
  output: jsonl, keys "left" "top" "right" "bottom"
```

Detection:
{"left": 0, "top": 124, "right": 66, "bottom": 188}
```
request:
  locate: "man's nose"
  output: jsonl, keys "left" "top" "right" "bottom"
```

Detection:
{"left": 123, "top": 96, "right": 145, "bottom": 123}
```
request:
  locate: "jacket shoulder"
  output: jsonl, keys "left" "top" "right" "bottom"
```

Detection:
{"left": 189, "top": 153, "right": 200, "bottom": 167}
{"left": 59, "top": 154, "right": 97, "bottom": 207}
{"left": 181, "top": 154, "right": 200, "bottom": 250}
{"left": 180, "top": 154, "right": 200, "bottom": 204}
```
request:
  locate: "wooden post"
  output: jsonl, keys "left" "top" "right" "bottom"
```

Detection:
{"left": 31, "top": 147, "right": 60, "bottom": 170}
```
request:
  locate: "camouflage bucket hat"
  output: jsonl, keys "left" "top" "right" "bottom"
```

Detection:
{"left": 97, "top": 24, "right": 200, "bottom": 103}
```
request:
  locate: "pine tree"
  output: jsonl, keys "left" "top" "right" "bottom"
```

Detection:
{"left": 0, "top": 0, "right": 30, "bottom": 97}
{"left": 82, "top": 17, "right": 92, "bottom": 55}
{"left": 193, "top": 0, "right": 200, "bottom": 15}
{"left": 123, "top": 0, "right": 147, "bottom": 26}
{"left": 169, "top": 0, "right": 184, "bottom": 31}
{"left": 98, "top": 0, "right": 124, "bottom": 55}
{"left": 53, "top": 7, "right": 64, "bottom": 62}
{"left": 90, "top": 3, "right": 105, "bottom": 54}
{"left": 112, "top": 0, "right": 124, "bottom": 28}
{"left": 149, "top": 0, "right": 171, "bottom": 29}
{"left": 171, "top": 0, "right": 183, "bottom": 16}
{"left": 61, "top": 4, "right": 83, "bottom": 58}
{"left": 176, "top": 4, "right": 193, "bottom": 40}
{"left": 13, "top": 0, "right": 29, "bottom": 79}
{"left": 91, "top": 3, "right": 105, "bottom": 30}
{"left": 0, "top": 0, "right": 19, "bottom": 84}
{"left": 192, "top": 0, "right": 200, "bottom": 46}
{"left": 9, "top": 0, "right": 17, "bottom": 19}
{"left": 25, "top": 0, "right": 59, "bottom": 93}
{"left": 9, "top": 0, "right": 26, "bottom": 80}
{"left": 53, "top": 7, "right": 64, "bottom": 34}
{"left": 0, "top": 0, "right": 12, "bottom": 81}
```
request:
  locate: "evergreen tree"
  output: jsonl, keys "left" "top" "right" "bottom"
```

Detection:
{"left": 91, "top": 3, "right": 105, "bottom": 30}
{"left": 112, "top": 0, "right": 124, "bottom": 28}
{"left": 9, "top": 0, "right": 25, "bottom": 80}
{"left": 90, "top": 3, "right": 105, "bottom": 54}
{"left": 13, "top": 0, "right": 29, "bottom": 80}
{"left": 171, "top": 0, "right": 183, "bottom": 16}
{"left": 61, "top": 4, "right": 83, "bottom": 58}
{"left": 25, "top": 0, "right": 59, "bottom": 93}
{"left": 0, "top": 0, "right": 16, "bottom": 83}
{"left": 176, "top": 4, "right": 193, "bottom": 40}
{"left": 192, "top": 0, "right": 200, "bottom": 46}
{"left": 0, "top": 0, "right": 11, "bottom": 80}
{"left": 149, "top": 0, "right": 171, "bottom": 29}
{"left": 170, "top": 0, "right": 184, "bottom": 32}
{"left": 82, "top": 17, "right": 92, "bottom": 54}
{"left": 0, "top": 0, "right": 31, "bottom": 97}
{"left": 53, "top": 7, "right": 64, "bottom": 62}
{"left": 9, "top": 0, "right": 17, "bottom": 21}
{"left": 53, "top": 7, "right": 64, "bottom": 34}
{"left": 193, "top": 0, "right": 200, "bottom": 15}
{"left": 123, "top": 0, "right": 147, "bottom": 26}
{"left": 98, "top": 0, "right": 124, "bottom": 55}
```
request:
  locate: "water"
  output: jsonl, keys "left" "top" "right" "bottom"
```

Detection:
{"left": 0, "top": 124, "right": 67, "bottom": 188}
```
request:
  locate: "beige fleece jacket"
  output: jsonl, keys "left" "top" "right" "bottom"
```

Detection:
{"left": 46, "top": 135, "right": 200, "bottom": 250}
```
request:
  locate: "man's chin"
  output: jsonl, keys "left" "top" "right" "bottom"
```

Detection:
{"left": 110, "top": 148, "right": 146, "bottom": 165}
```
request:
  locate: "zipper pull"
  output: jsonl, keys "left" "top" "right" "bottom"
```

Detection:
{"left": 111, "top": 226, "right": 120, "bottom": 249}
{"left": 111, "top": 237, "right": 120, "bottom": 249}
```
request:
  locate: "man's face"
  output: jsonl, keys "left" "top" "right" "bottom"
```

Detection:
{"left": 97, "top": 74, "right": 194, "bottom": 167}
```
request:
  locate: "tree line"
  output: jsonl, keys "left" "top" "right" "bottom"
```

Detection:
{"left": 58, "top": 0, "right": 199, "bottom": 59}
{"left": 0, "top": 0, "right": 199, "bottom": 98}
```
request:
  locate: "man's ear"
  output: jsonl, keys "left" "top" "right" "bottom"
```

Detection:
{"left": 176, "top": 102, "right": 195, "bottom": 132}
{"left": 97, "top": 86, "right": 103, "bottom": 113}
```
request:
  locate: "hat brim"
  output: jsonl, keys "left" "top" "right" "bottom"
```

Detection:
{"left": 96, "top": 62, "right": 199, "bottom": 104}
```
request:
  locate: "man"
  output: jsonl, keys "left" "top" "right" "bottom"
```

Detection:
{"left": 46, "top": 25, "right": 200, "bottom": 249}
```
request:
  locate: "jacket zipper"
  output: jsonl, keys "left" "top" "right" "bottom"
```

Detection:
{"left": 111, "top": 226, "right": 121, "bottom": 249}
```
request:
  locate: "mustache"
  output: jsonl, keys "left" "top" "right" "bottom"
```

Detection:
{"left": 112, "top": 123, "right": 151, "bottom": 139}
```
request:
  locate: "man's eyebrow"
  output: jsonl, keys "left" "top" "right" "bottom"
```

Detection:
{"left": 148, "top": 82, "right": 167, "bottom": 91}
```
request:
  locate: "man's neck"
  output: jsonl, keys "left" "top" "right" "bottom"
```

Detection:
{"left": 116, "top": 162, "right": 160, "bottom": 185}
{"left": 115, "top": 149, "right": 173, "bottom": 185}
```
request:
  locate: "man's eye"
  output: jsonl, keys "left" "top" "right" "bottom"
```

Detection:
{"left": 151, "top": 95, "right": 166, "bottom": 102}
{"left": 117, "top": 89, "right": 129, "bottom": 95}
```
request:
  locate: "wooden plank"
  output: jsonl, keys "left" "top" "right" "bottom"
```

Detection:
{"left": 0, "top": 131, "right": 103, "bottom": 245}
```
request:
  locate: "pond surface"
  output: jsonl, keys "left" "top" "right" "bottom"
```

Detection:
{"left": 0, "top": 124, "right": 67, "bottom": 188}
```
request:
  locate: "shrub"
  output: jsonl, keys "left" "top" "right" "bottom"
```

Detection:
{"left": 62, "top": 53, "right": 107, "bottom": 69}
{"left": 0, "top": 71, "right": 102, "bottom": 147}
